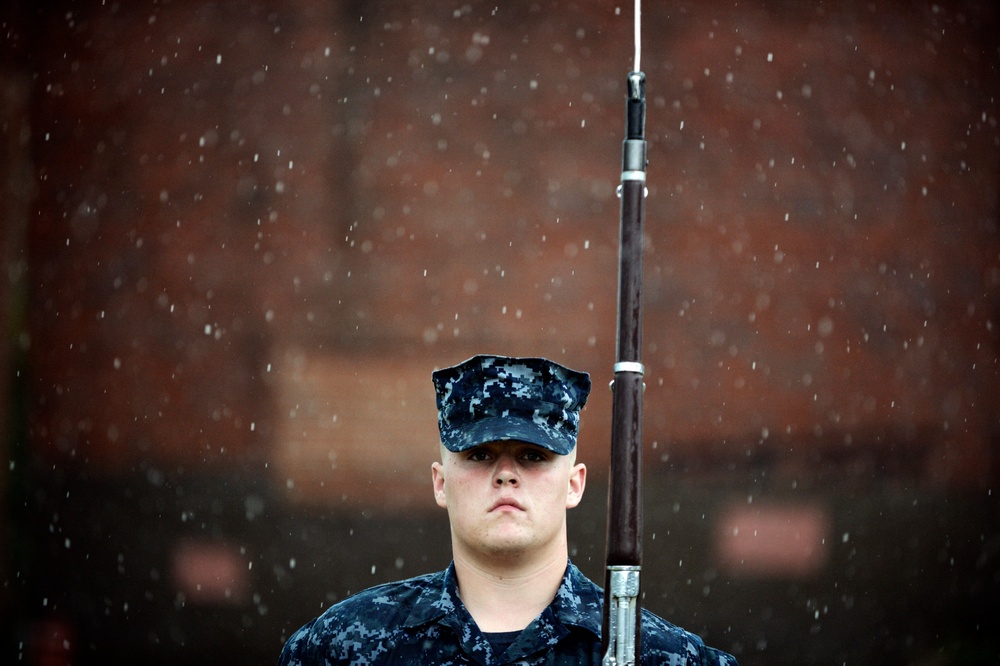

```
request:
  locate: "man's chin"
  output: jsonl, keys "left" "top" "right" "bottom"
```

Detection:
{"left": 480, "top": 531, "right": 533, "bottom": 557}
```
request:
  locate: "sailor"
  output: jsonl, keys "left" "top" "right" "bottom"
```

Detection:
{"left": 278, "top": 354, "right": 738, "bottom": 665}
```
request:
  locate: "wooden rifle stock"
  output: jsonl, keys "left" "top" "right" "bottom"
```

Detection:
{"left": 601, "top": 71, "right": 647, "bottom": 666}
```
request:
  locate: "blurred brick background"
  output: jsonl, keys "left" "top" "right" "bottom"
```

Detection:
{"left": 1, "top": 1, "right": 998, "bottom": 664}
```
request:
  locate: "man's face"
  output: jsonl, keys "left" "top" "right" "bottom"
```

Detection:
{"left": 431, "top": 441, "right": 586, "bottom": 562}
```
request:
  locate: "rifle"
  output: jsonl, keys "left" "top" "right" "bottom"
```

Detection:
{"left": 600, "top": 14, "right": 647, "bottom": 666}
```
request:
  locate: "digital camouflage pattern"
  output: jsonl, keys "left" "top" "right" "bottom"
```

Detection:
{"left": 432, "top": 355, "right": 592, "bottom": 455}
{"left": 278, "top": 561, "right": 739, "bottom": 665}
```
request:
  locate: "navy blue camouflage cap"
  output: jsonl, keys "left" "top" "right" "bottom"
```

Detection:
{"left": 432, "top": 354, "right": 591, "bottom": 455}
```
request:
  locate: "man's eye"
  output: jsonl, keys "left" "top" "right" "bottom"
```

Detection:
{"left": 521, "top": 451, "right": 546, "bottom": 462}
{"left": 468, "top": 450, "right": 491, "bottom": 461}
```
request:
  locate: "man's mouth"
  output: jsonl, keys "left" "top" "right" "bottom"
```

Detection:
{"left": 490, "top": 498, "right": 525, "bottom": 512}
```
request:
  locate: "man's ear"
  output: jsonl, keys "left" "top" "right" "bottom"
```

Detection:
{"left": 431, "top": 461, "right": 447, "bottom": 508}
{"left": 566, "top": 463, "right": 587, "bottom": 509}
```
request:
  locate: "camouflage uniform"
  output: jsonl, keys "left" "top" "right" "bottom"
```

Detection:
{"left": 278, "top": 561, "right": 738, "bottom": 665}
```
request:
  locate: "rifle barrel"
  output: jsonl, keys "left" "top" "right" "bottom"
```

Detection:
{"left": 602, "top": 70, "right": 647, "bottom": 666}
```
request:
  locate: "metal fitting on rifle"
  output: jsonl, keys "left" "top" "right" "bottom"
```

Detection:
{"left": 621, "top": 141, "right": 646, "bottom": 183}
{"left": 602, "top": 565, "right": 641, "bottom": 666}
{"left": 609, "top": 362, "right": 646, "bottom": 393}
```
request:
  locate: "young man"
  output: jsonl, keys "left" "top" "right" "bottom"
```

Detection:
{"left": 278, "top": 354, "right": 738, "bottom": 665}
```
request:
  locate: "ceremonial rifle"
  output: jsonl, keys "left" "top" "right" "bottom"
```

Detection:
{"left": 601, "top": 3, "right": 647, "bottom": 664}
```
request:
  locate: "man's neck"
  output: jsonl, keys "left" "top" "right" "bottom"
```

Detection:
{"left": 452, "top": 549, "right": 569, "bottom": 633}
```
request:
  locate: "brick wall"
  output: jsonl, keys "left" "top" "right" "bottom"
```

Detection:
{"left": 6, "top": 1, "right": 999, "bottom": 663}
{"left": 21, "top": 0, "right": 999, "bottom": 497}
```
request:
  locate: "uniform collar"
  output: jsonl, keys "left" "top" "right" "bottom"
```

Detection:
{"left": 402, "top": 560, "right": 603, "bottom": 640}
{"left": 549, "top": 561, "right": 603, "bottom": 638}
{"left": 402, "top": 562, "right": 464, "bottom": 629}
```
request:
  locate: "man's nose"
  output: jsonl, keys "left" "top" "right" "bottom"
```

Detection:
{"left": 494, "top": 457, "right": 519, "bottom": 486}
